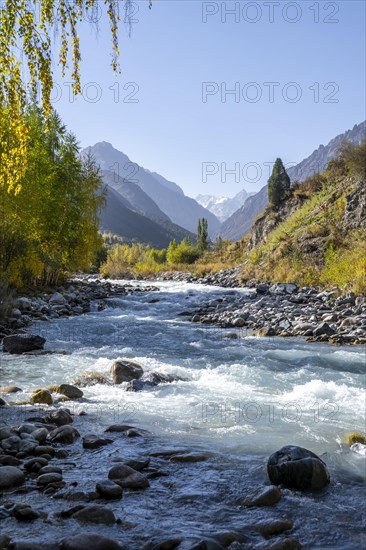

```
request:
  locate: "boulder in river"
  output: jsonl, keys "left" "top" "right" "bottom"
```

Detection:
{"left": 43, "top": 408, "right": 73, "bottom": 426}
{"left": 108, "top": 464, "right": 150, "bottom": 489}
{"left": 82, "top": 434, "right": 113, "bottom": 449}
{"left": 47, "top": 425, "right": 80, "bottom": 444}
{"left": 0, "top": 386, "right": 22, "bottom": 394}
{"left": 49, "top": 384, "right": 83, "bottom": 399}
{"left": 243, "top": 485, "right": 282, "bottom": 507}
{"left": 267, "top": 445, "right": 330, "bottom": 490}
{"left": 110, "top": 358, "right": 144, "bottom": 384}
{"left": 2, "top": 333, "right": 46, "bottom": 354}
{"left": 343, "top": 431, "right": 366, "bottom": 445}
{"left": 30, "top": 389, "right": 53, "bottom": 405}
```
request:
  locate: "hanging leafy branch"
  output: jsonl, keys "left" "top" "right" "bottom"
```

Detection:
{"left": 0, "top": 0, "right": 151, "bottom": 194}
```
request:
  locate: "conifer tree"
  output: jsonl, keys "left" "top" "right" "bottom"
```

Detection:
{"left": 268, "top": 158, "right": 291, "bottom": 206}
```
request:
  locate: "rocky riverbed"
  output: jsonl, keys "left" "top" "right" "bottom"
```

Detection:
{"left": 186, "top": 282, "right": 366, "bottom": 345}
{"left": 0, "top": 400, "right": 361, "bottom": 550}
{"left": 1, "top": 278, "right": 365, "bottom": 549}
{"left": 0, "top": 278, "right": 158, "bottom": 340}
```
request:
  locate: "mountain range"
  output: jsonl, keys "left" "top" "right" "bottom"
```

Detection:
{"left": 196, "top": 189, "right": 254, "bottom": 222}
{"left": 84, "top": 142, "right": 221, "bottom": 246}
{"left": 219, "top": 121, "right": 366, "bottom": 241}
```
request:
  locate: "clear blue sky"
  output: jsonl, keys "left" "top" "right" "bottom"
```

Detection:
{"left": 54, "top": 0, "right": 366, "bottom": 198}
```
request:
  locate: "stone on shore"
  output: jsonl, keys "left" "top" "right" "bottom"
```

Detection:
{"left": 49, "top": 292, "right": 67, "bottom": 305}
{"left": 71, "top": 505, "right": 116, "bottom": 525}
{"left": 96, "top": 480, "right": 123, "bottom": 499}
{"left": 111, "top": 358, "right": 144, "bottom": 384}
{"left": 267, "top": 445, "right": 330, "bottom": 490}
{"left": 12, "top": 504, "right": 40, "bottom": 522}
{"left": 43, "top": 408, "right": 73, "bottom": 426}
{"left": 108, "top": 464, "right": 150, "bottom": 489}
{"left": 47, "top": 425, "right": 80, "bottom": 444}
{"left": 61, "top": 533, "right": 125, "bottom": 550}
{"left": 2, "top": 333, "right": 46, "bottom": 354}
{"left": 0, "top": 466, "right": 25, "bottom": 490}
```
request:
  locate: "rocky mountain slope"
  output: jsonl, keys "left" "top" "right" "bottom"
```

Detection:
{"left": 100, "top": 187, "right": 194, "bottom": 248}
{"left": 196, "top": 189, "right": 252, "bottom": 222}
{"left": 220, "top": 121, "right": 366, "bottom": 241}
{"left": 239, "top": 140, "right": 366, "bottom": 292}
{"left": 85, "top": 142, "right": 221, "bottom": 237}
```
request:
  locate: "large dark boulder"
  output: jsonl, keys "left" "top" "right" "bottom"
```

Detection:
{"left": 2, "top": 333, "right": 45, "bottom": 354}
{"left": 267, "top": 445, "right": 330, "bottom": 490}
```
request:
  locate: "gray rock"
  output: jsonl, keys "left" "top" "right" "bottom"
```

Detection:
{"left": 126, "top": 379, "right": 155, "bottom": 392}
{"left": 111, "top": 358, "right": 144, "bottom": 384}
{"left": 12, "top": 504, "right": 40, "bottom": 521}
{"left": 267, "top": 445, "right": 330, "bottom": 490}
{"left": 256, "top": 518, "right": 293, "bottom": 538}
{"left": 47, "top": 425, "right": 80, "bottom": 444}
{"left": 53, "top": 384, "right": 83, "bottom": 399}
{"left": 61, "top": 533, "right": 124, "bottom": 550}
{"left": 37, "top": 472, "right": 63, "bottom": 485}
{"left": 243, "top": 485, "right": 282, "bottom": 507}
{"left": 0, "top": 386, "right": 22, "bottom": 394}
{"left": 313, "top": 322, "right": 336, "bottom": 337}
{"left": 31, "top": 428, "right": 48, "bottom": 443}
{"left": 233, "top": 317, "right": 245, "bottom": 327}
{"left": 108, "top": 464, "right": 150, "bottom": 489}
{"left": 82, "top": 434, "right": 113, "bottom": 449}
{"left": 43, "top": 408, "right": 73, "bottom": 426}
{"left": 96, "top": 480, "right": 123, "bottom": 499}
{"left": 2, "top": 334, "right": 45, "bottom": 354}
{"left": 71, "top": 505, "right": 116, "bottom": 525}
{"left": 0, "top": 466, "right": 25, "bottom": 490}
{"left": 49, "top": 292, "right": 67, "bottom": 305}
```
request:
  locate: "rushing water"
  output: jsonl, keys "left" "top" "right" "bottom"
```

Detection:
{"left": 1, "top": 281, "right": 366, "bottom": 548}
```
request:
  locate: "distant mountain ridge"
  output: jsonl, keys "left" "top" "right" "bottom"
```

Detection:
{"left": 84, "top": 142, "right": 221, "bottom": 237}
{"left": 196, "top": 189, "right": 254, "bottom": 222}
{"left": 220, "top": 121, "right": 366, "bottom": 241}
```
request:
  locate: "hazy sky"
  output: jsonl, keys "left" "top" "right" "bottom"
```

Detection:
{"left": 54, "top": 0, "right": 366, "bottom": 198}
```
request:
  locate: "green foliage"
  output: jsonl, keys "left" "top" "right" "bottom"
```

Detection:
{"left": 0, "top": 106, "right": 104, "bottom": 287}
{"left": 337, "top": 140, "right": 366, "bottom": 180}
{"left": 320, "top": 237, "right": 366, "bottom": 293}
{"left": 268, "top": 158, "right": 291, "bottom": 206}
{"left": 167, "top": 239, "right": 199, "bottom": 265}
{"left": 0, "top": 1, "right": 152, "bottom": 195}
{"left": 197, "top": 217, "right": 209, "bottom": 253}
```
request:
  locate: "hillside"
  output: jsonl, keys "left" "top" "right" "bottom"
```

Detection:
{"left": 239, "top": 141, "right": 366, "bottom": 292}
{"left": 220, "top": 120, "right": 366, "bottom": 241}
{"left": 100, "top": 187, "right": 194, "bottom": 248}
{"left": 85, "top": 142, "right": 221, "bottom": 237}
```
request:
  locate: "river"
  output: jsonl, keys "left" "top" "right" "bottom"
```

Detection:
{"left": 1, "top": 281, "right": 365, "bottom": 549}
